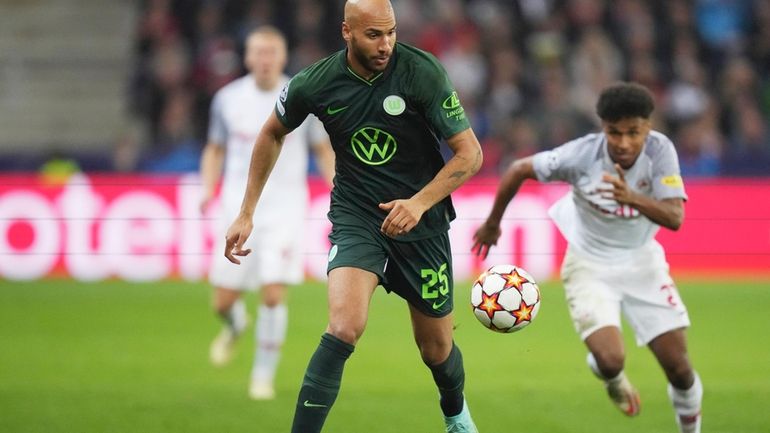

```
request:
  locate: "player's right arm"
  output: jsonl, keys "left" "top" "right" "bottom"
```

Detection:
{"left": 471, "top": 156, "right": 538, "bottom": 259}
{"left": 224, "top": 111, "right": 292, "bottom": 264}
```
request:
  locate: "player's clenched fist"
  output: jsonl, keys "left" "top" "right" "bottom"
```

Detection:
{"left": 224, "top": 215, "right": 253, "bottom": 264}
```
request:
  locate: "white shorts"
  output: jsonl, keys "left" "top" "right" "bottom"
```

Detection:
{"left": 560, "top": 241, "right": 690, "bottom": 346}
{"left": 209, "top": 207, "right": 305, "bottom": 291}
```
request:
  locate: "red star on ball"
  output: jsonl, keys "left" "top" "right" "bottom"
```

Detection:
{"left": 501, "top": 269, "right": 529, "bottom": 290}
{"left": 512, "top": 300, "right": 534, "bottom": 325}
{"left": 479, "top": 291, "right": 505, "bottom": 319}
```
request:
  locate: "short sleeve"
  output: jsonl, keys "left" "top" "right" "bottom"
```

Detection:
{"left": 275, "top": 76, "right": 311, "bottom": 131}
{"left": 532, "top": 138, "right": 584, "bottom": 183}
{"left": 651, "top": 136, "right": 688, "bottom": 200}
{"left": 207, "top": 92, "right": 227, "bottom": 146}
{"left": 413, "top": 55, "right": 471, "bottom": 139}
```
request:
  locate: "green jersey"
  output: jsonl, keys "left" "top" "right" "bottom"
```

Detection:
{"left": 275, "top": 42, "right": 470, "bottom": 240}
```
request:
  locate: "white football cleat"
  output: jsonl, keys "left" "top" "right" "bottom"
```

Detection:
{"left": 586, "top": 353, "right": 640, "bottom": 417}
{"left": 209, "top": 328, "right": 237, "bottom": 367}
{"left": 248, "top": 379, "right": 275, "bottom": 400}
{"left": 605, "top": 374, "right": 641, "bottom": 417}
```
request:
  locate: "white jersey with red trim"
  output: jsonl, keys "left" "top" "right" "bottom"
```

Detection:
{"left": 532, "top": 130, "right": 687, "bottom": 262}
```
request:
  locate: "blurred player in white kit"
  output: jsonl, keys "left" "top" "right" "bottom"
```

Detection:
{"left": 472, "top": 82, "right": 703, "bottom": 432}
{"left": 199, "top": 26, "right": 334, "bottom": 400}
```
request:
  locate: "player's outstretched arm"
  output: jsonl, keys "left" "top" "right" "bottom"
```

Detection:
{"left": 599, "top": 164, "right": 684, "bottom": 231}
{"left": 224, "top": 112, "right": 292, "bottom": 264}
{"left": 379, "top": 128, "right": 482, "bottom": 237}
{"left": 472, "top": 156, "right": 537, "bottom": 259}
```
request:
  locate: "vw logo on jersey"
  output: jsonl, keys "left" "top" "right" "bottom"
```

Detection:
{"left": 383, "top": 95, "right": 405, "bottom": 116}
{"left": 350, "top": 126, "right": 397, "bottom": 165}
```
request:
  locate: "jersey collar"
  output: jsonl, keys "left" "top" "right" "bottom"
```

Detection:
{"left": 341, "top": 44, "right": 397, "bottom": 86}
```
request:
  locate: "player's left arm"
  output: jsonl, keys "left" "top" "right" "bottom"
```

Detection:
{"left": 379, "top": 128, "right": 482, "bottom": 237}
{"left": 599, "top": 163, "right": 684, "bottom": 230}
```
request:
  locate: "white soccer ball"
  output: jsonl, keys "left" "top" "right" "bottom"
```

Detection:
{"left": 470, "top": 264, "right": 541, "bottom": 333}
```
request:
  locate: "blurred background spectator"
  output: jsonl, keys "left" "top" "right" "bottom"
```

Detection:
{"left": 0, "top": 0, "right": 767, "bottom": 176}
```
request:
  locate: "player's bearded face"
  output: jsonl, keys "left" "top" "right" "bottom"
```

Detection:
{"left": 603, "top": 117, "right": 652, "bottom": 169}
{"left": 349, "top": 24, "right": 396, "bottom": 74}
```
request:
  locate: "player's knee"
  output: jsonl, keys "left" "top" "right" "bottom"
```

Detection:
{"left": 326, "top": 323, "right": 365, "bottom": 346}
{"left": 213, "top": 301, "right": 232, "bottom": 316}
{"left": 416, "top": 337, "right": 453, "bottom": 366}
{"left": 261, "top": 292, "right": 283, "bottom": 308}
{"left": 261, "top": 284, "right": 285, "bottom": 307}
{"left": 594, "top": 351, "right": 625, "bottom": 378}
{"left": 665, "top": 362, "right": 695, "bottom": 389}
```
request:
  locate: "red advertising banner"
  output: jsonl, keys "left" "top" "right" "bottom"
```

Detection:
{"left": 1, "top": 174, "right": 768, "bottom": 281}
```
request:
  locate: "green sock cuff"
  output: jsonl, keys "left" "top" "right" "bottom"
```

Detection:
{"left": 320, "top": 333, "right": 355, "bottom": 358}
{"left": 431, "top": 343, "right": 462, "bottom": 372}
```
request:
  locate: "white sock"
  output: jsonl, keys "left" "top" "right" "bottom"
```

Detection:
{"left": 251, "top": 303, "right": 288, "bottom": 384}
{"left": 223, "top": 299, "right": 248, "bottom": 336}
{"left": 668, "top": 372, "right": 703, "bottom": 433}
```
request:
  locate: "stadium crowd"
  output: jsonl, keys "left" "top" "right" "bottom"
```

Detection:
{"left": 127, "top": 0, "right": 770, "bottom": 176}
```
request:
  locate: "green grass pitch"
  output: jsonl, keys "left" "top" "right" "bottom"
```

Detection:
{"left": 1, "top": 278, "right": 769, "bottom": 433}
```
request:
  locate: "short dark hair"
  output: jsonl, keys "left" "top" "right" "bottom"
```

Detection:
{"left": 595, "top": 82, "right": 655, "bottom": 122}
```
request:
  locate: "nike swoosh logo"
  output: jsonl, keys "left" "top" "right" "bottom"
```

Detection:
{"left": 303, "top": 400, "right": 328, "bottom": 408}
{"left": 432, "top": 298, "right": 448, "bottom": 310}
{"left": 326, "top": 105, "right": 349, "bottom": 115}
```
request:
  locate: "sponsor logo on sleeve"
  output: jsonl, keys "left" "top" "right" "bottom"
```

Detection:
{"left": 276, "top": 81, "right": 290, "bottom": 116}
{"left": 442, "top": 91, "right": 465, "bottom": 121}
{"left": 546, "top": 152, "right": 560, "bottom": 171}
{"left": 660, "top": 175, "right": 683, "bottom": 188}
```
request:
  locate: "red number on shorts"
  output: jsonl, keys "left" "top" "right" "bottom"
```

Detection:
{"left": 660, "top": 283, "right": 679, "bottom": 307}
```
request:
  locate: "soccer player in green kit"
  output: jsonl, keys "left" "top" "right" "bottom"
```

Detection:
{"left": 223, "top": 1, "right": 482, "bottom": 431}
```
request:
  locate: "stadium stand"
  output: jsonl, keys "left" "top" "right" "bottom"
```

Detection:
{"left": 1, "top": 0, "right": 768, "bottom": 175}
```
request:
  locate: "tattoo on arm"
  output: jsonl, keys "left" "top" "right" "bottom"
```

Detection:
{"left": 449, "top": 149, "right": 481, "bottom": 180}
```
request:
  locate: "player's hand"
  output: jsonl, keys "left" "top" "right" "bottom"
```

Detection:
{"left": 378, "top": 199, "right": 425, "bottom": 238}
{"left": 598, "top": 164, "right": 636, "bottom": 205}
{"left": 223, "top": 214, "right": 253, "bottom": 264}
{"left": 471, "top": 220, "right": 502, "bottom": 259}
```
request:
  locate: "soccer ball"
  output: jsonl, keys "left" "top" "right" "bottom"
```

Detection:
{"left": 470, "top": 264, "right": 541, "bottom": 333}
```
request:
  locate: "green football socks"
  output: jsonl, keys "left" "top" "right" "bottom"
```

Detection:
{"left": 429, "top": 342, "right": 465, "bottom": 417}
{"left": 290, "top": 333, "right": 354, "bottom": 433}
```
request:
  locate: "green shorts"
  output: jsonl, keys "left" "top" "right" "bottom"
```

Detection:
{"left": 327, "top": 223, "right": 454, "bottom": 317}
